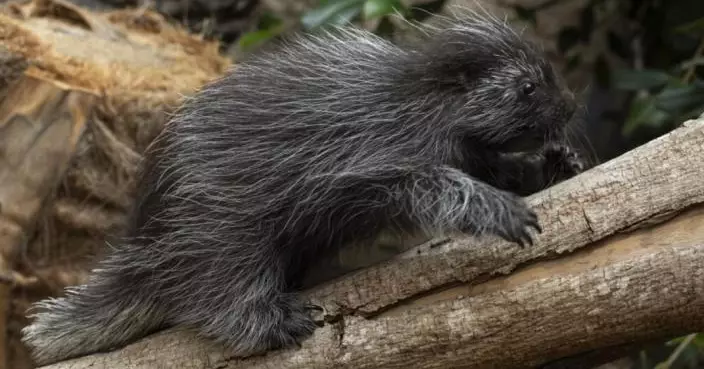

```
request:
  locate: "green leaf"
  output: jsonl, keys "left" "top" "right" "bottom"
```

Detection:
{"left": 674, "top": 16, "right": 704, "bottom": 35}
{"left": 654, "top": 82, "right": 704, "bottom": 112}
{"left": 407, "top": 0, "right": 447, "bottom": 22}
{"left": 332, "top": 6, "right": 363, "bottom": 25}
{"left": 680, "top": 103, "right": 704, "bottom": 122}
{"left": 622, "top": 94, "right": 671, "bottom": 136}
{"left": 693, "top": 333, "right": 704, "bottom": 348}
{"left": 611, "top": 69, "right": 672, "bottom": 90}
{"left": 679, "top": 57, "right": 704, "bottom": 71}
{"left": 557, "top": 27, "right": 582, "bottom": 53}
{"left": 362, "top": 0, "right": 404, "bottom": 20}
{"left": 301, "top": 0, "right": 365, "bottom": 30}
{"left": 666, "top": 335, "right": 688, "bottom": 345}
{"left": 257, "top": 12, "right": 283, "bottom": 30}
{"left": 237, "top": 28, "right": 282, "bottom": 51}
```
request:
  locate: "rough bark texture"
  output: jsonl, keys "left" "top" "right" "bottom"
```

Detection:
{"left": 35, "top": 115, "right": 704, "bottom": 368}
{"left": 0, "top": 1, "right": 229, "bottom": 367}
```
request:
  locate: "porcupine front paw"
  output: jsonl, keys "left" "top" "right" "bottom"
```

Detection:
{"left": 542, "top": 142, "right": 585, "bottom": 183}
{"left": 464, "top": 188, "right": 543, "bottom": 247}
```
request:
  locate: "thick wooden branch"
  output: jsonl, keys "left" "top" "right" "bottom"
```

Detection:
{"left": 37, "top": 115, "right": 704, "bottom": 369}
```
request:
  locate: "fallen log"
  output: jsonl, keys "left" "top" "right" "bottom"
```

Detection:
{"left": 36, "top": 111, "right": 704, "bottom": 369}
{"left": 0, "top": 1, "right": 229, "bottom": 367}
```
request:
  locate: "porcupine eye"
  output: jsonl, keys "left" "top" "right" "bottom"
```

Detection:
{"left": 521, "top": 82, "right": 536, "bottom": 96}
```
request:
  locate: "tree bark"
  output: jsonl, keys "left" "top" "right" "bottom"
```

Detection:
{"left": 36, "top": 115, "right": 704, "bottom": 369}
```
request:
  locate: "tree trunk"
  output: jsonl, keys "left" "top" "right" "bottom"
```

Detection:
{"left": 36, "top": 115, "right": 704, "bottom": 369}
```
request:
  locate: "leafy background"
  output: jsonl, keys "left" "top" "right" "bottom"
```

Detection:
{"left": 231, "top": 0, "right": 703, "bottom": 368}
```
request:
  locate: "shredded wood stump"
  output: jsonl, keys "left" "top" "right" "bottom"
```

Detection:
{"left": 33, "top": 112, "right": 704, "bottom": 369}
{"left": 0, "top": 1, "right": 230, "bottom": 367}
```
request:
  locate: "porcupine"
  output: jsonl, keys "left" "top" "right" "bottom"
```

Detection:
{"left": 22, "top": 11, "right": 584, "bottom": 365}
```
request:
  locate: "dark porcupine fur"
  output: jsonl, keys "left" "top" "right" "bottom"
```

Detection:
{"left": 22, "top": 11, "right": 584, "bottom": 365}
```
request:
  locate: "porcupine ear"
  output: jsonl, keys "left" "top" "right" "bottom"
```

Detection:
{"left": 436, "top": 49, "right": 492, "bottom": 90}
{"left": 404, "top": 40, "right": 485, "bottom": 89}
{"left": 401, "top": 23, "right": 493, "bottom": 90}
